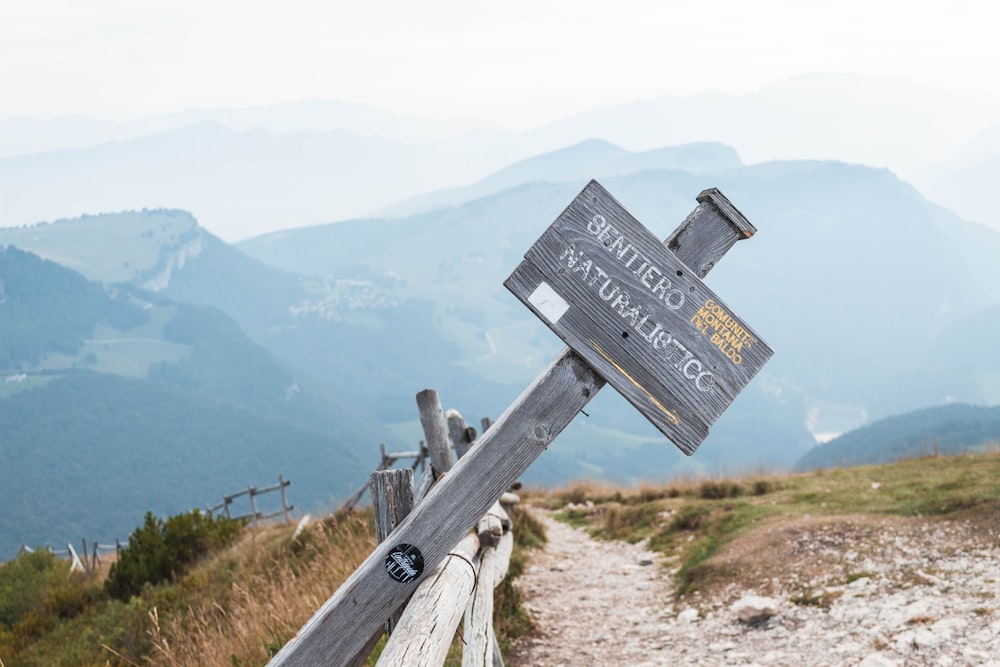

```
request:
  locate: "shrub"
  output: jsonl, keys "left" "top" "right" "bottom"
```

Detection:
{"left": 699, "top": 480, "right": 744, "bottom": 499}
{"left": 601, "top": 504, "right": 661, "bottom": 541}
{"left": 668, "top": 505, "right": 711, "bottom": 532}
{"left": 105, "top": 510, "right": 243, "bottom": 601}
{"left": 0, "top": 550, "right": 68, "bottom": 630}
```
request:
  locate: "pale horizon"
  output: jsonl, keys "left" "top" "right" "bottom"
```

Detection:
{"left": 3, "top": 0, "right": 998, "bottom": 129}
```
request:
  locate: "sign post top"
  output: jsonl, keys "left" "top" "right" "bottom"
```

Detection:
{"left": 505, "top": 180, "right": 772, "bottom": 455}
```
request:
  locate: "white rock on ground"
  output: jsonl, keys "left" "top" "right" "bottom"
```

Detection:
{"left": 509, "top": 509, "right": 1000, "bottom": 666}
{"left": 731, "top": 595, "right": 779, "bottom": 623}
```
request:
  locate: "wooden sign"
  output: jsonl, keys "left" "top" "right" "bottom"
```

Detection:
{"left": 505, "top": 180, "right": 772, "bottom": 454}
{"left": 268, "top": 185, "right": 770, "bottom": 666}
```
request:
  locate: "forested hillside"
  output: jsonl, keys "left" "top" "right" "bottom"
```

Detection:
{"left": 0, "top": 246, "right": 375, "bottom": 557}
{"left": 796, "top": 403, "right": 1000, "bottom": 470}
{"left": 0, "top": 246, "right": 147, "bottom": 368}
{"left": 0, "top": 371, "right": 368, "bottom": 557}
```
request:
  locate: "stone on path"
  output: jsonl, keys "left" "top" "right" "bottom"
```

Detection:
{"left": 730, "top": 594, "right": 779, "bottom": 624}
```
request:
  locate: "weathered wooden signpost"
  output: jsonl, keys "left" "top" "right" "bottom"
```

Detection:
{"left": 506, "top": 180, "right": 771, "bottom": 453}
{"left": 268, "top": 181, "right": 773, "bottom": 666}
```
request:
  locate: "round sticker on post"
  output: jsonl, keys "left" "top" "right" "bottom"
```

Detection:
{"left": 385, "top": 543, "right": 424, "bottom": 583}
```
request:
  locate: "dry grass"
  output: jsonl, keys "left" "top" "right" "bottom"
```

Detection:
{"left": 531, "top": 451, "right": 1000, "bottom": 600}
{"left": 145, "top": 511, "right": 377, "bottom": 667}
{"left": 532, "top": 473, "right": 785, "bottom": 511}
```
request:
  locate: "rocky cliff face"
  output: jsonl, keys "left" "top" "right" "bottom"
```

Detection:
{"left": 140, "top": 229, "right": 203, "bottom": 292}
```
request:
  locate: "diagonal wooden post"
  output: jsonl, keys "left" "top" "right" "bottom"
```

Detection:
{"left": 267, "top": 187, "right": 758, "bottom": 666}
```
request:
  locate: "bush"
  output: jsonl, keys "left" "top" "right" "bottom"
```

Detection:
{"left": 0, "top": 549, "right": 104, "bottom": 658}
{"left": 699, "top": 480, "right": 744, "bottom": 499}
{"left": 0, "top": 551, "right": 68, "bottom": 630}
{"left": 105, "top": 510, "right": 243, "bottom": 601}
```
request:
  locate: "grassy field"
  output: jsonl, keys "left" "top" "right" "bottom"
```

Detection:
{"left": 534, "top": 450, "right": 1000, "bottom": 598}
{"left": 0, "top": 504, "right": 545, "bottom": 667}
{"left": 2, "top": 450, "right": 998, "bottom": 666}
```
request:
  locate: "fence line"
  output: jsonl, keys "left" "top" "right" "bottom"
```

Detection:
{"left": 339, "top": 403, "right": 483, "bottom": 515}
{"left": 270, "top": 393, "right": 514, "bottom": 666}
{"left": 339, "top": 441, "right": 430, "bottom": 513}
{"left": 205, "top": 474, "right": 294, "bottom": 527}
{"left": 19, "top": 538, "right": 124, "bottom": 573}
{"left": 367, "top": 401, "right": 513, "bottom": 666}
{"left": 13, "top": 475, "right": 294, "bottom": 567}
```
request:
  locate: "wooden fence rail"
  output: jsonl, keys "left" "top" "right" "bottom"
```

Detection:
{"left": 271, "top": 395, "right": 513, "bottom": 666}
{"left": 205, "top": 474, "right": 293, "bottom": 526}
{"left": 340, "top": 444, "right": 428, "bottom": 513}
{"left": 371, "top": 401, "right": 515, "bottom": 667}
{"left": 14, "top": 475, "right": 294, "bottom": 568}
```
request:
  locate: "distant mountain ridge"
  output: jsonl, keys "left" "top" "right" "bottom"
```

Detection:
{"left": 5, "top": 139, "right": 1000, "bottom": 555}
{"left": 376, "top": 139, "right": 742, "bottom": 217}
{"left": 795, "top": 404, "right": 1000, "bottom": 470}
{"left": 4, "top": 74, "right": 1000, "bottom": 241}
{"left": 239, "top": 155, "right": 1000, "bottom": 444}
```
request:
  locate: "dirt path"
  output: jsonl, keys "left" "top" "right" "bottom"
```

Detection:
{"left": 507, "top": 510, "right": 674, "bottom": 667}
{"left": 507, "top": 509, "right": 1000, "bottom": 667}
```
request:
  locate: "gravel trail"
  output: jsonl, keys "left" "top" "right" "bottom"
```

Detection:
{"left": 508, "top": 509, "right": 1000, "bottom": 667}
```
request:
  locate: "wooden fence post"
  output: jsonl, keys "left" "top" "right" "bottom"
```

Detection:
{"left": 375, "top": 533, "right": 481, "bottom": 667}
{"left": 416, "top": 389, "right": 453, "bottom": 480}
{"left": 280, "top": 475, "right": 293, "bottom": 524}
{"left": 249, "top": 485, "right": 259, "bottom": 529}
{"left": 372, "top": 470, "right": 416, "bottom": 546}
{"left": 463, "top": 526, "right": 513, "bottom": 667}
{"left": 373, "top": 473, "right": 415, "bottom": 636}
{"left": 67, "top": 543, "right": 85, "bottom": 573}
{"left": 446, "top": 409, "right": 471, "bottom": 459}
{"left": 267, "top": 186, "right": 760, "bottom": 667}
{"left": 344, "top": 469, "right": 418, "bottom": 666}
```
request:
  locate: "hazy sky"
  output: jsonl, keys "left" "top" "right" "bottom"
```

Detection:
{"left": 1, "top": 0, "right": 996, "bottom": 127}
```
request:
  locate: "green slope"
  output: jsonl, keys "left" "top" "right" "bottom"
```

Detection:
{"left": 0, "top": 371, "right": 369, "bottom": 559}
{"left": 795, "top": 403, "right": 1000, "bottom": 470}
{"left": 0, "top": 245, "right": 383, "bottom": 557}
{"left": 0, "top": 245, "right": 149, "bottom": 369}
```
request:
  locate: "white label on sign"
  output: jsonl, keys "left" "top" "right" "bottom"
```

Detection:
{"left": 528, "top": 282, "right": 570, "bottom": 324}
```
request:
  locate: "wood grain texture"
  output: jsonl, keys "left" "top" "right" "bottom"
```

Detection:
{"left": 375, "top": 533, "right": 481, "bottom": 667}
{"left": 463, "top": 530, "right": 514, "bottom": 667}
{"left": 267, "top": 349, "right": 605, "bottom": 667}
{"left": 351, "top": 469, "right": 417, "bottom": 662}
{"left": 414, "top": 464, "right": 435, "bottom": 504}
{"left": 267, "top": 185, "right": 763, "bottom": 666}
{"left": 372, "top": 469, "right": 415, "bottom": 543}
{"left": 504, "top": 180, "right": 772, "bottom": 454}
{"left": 417, "top": 389, "right": 454, "bottom": 479}
{"left": 666, "top": 188, "right": 754, "bottom": 278}
{"left": 447, "top": 409, "right": 472, "bottom": 459}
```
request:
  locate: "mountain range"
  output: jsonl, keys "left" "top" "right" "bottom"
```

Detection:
{"left": 3, "top": 74, "right": 1000, "bottom": 242}
{"left": 0, "top": 244, "right": 372, "bottom": 557}
{"left": 3, "top": 78, "right": 1000, "bottom": 555}
{"left": 796, "top": 403, "right": 1000, "bottom": 470}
